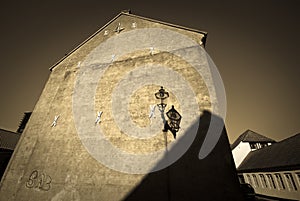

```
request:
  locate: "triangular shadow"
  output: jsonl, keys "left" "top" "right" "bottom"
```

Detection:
{"left": 123, "top": 110, "right": 244, "bottom": 201}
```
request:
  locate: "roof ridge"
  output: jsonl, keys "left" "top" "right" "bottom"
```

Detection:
{"left": 243, "top": 129, "right": 275, "bottom": 142}
{"left": 277, "top": 132, "right": 300, "bottom": 143}
{"left": 238, "top": 133, "right": 300, "bottom": 171}
{"left": 49, "top": 10, "right": 207, "bottom": 71}
{"left": 243, "top": 129, "right": 251, "bottom": 140}
{"left": 231, "top": 129, "right": 275, "bottom": 150}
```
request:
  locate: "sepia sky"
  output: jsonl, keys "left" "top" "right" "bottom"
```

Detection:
{"left": 0, "top": 0, "right": 299, "bottom": 143}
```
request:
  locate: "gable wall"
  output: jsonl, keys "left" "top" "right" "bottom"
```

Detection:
{"left": 0, "top": 13, "right": 242, "bottom": 201}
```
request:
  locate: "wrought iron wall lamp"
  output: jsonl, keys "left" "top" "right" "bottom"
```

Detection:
{"left": 155, "top": 86, "right": 169, "bottom": 110}
{"left": 155, "top": 87, "right": 181, "bottom": 139}
{"left": 163, "top": 105, "right": 182, "bottom": 139}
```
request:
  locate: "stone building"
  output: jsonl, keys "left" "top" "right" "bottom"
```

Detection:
{"left": 0, "top": 11, "right": 243, "bottom": 201}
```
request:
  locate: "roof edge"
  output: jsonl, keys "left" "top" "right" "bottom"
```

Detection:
{"left": 122, "top": 12, "right": 207, "bottom": 36}
{"left": 237, "top": 164, "right": 300, "bottom": 173}
{"left": 49, "top": 12, "right": 123, "bottom": 71}
{"left": 49, "top": 10, "right": 207, "bottom": 71}
{"left": 0, "top": 128, "right": 19, "bottom": 135}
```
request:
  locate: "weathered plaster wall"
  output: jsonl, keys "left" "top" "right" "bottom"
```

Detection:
{"left": 0, "top": 13, "right": 243, "bottom": 201}
{"left": 232, "top": 141, "right": 252, "bottom": 168}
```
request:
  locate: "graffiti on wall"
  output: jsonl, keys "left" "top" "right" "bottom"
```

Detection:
{"left": 25, "top": 170, "right": 52, "bottom": 191}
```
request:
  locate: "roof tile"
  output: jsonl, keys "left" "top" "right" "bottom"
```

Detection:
{"left": 231, "top": 129, "right": 275, "bottom": 149}
{"left": 238, "top": 133, "right": 300, "bottom": 172}
{"left": 0, "top": 129, "right": 20, "bottom": 150}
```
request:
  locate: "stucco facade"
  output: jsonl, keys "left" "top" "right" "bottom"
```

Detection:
{"left": 232, "top": 141, "right": 252, "bottom": 168}
{"left": 0, "top": 11, "right": 243, "bottom": 201}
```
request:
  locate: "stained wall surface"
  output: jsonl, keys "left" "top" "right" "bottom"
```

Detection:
{"left": 0, "top": 12, "right": 243, "bottom": 201}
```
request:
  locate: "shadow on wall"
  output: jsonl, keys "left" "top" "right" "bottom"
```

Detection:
{"left": 123, "top": 110, "right": 244, "bottom": 201}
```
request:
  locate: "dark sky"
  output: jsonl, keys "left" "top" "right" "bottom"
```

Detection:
{"left": 0, "top": 0, "right": 299, "bottom": 143}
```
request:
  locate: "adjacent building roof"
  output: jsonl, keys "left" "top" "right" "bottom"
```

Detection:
{"left": 0, "top": 129, "right": 20, "bottom": 150}
{"left": 238, "top": 133, "right": 300, "bottom": 172}
{"left": 231, "top": 129, "right": 276, "bottom": 150}
{"left": 17, "top": 112, "right": 32, "bottom": 133}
